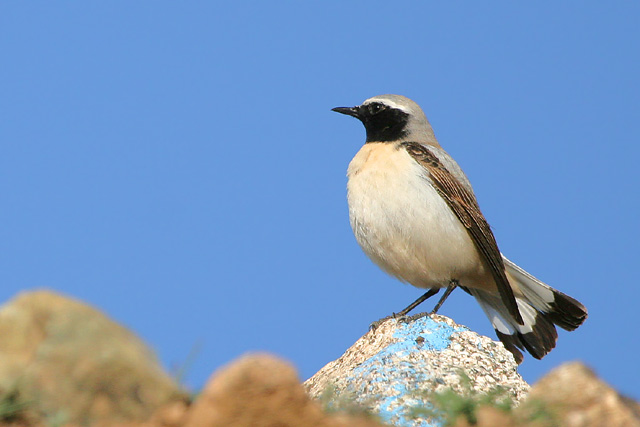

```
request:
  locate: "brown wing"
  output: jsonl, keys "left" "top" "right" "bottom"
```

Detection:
{"left": 402, "top": 141, "right": 524, "bottom": 325}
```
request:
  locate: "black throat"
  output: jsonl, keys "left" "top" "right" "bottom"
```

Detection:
{"left": 363, "top": 108, "right": 410, "bottom": 143}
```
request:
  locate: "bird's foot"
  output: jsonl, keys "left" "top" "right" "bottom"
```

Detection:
{"left": 369, "top": 311, "right": 425, "bottom": 331}
{"left": 404, "top": 311, "right": 431, "bottom": 322}
{"left": 369, "top": 314, "right": 399, "bottom": 331}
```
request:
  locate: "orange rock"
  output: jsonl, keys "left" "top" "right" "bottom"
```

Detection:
{"left": 0, "top": 290, "right": 185, "bottom": 426}
{"left": 184, "top": 353, "right": 385, "bottom": 427}
{"left": 523, "top": 362, "right": 640, "bottom": 427}
{"left": 149, "top": 399, "right": 190, "bottom": 427}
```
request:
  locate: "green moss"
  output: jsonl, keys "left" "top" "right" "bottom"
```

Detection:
{"left": 407, "top": 371, "right": 514, "bottom": 426}
{"left": 0, "top": 388, "right": 31, "bottom": 423}
{"left": 317, "top": 383, "right": 380, "bottom": 420}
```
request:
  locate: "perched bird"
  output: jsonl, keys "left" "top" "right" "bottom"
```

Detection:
{"left": 333, "top": 94, "right": 587, "bottom": 363}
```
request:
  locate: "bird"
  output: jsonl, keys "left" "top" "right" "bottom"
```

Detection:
{"left": 332, "top": 94, "right": 587, "bottom": 363}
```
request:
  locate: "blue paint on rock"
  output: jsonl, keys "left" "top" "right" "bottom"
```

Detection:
{"left": 345, "top": 317, "right": 467, "bottom": 427}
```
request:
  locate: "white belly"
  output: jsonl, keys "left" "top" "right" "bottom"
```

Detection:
{"left": 347, "top": 143, "right": 486, "bottom": 289}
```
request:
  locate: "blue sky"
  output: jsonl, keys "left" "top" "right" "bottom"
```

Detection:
{"left": 2, "top": 3, "right": 638, "bottom": 399}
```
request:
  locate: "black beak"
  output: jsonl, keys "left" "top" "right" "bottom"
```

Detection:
{"left": 331, "top": 106, "right": 361, "bottom": 118}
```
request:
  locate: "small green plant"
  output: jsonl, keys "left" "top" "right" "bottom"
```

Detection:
{"left": 172, "top": 340, "right": 204, "bottom": 387}
{"left": 0, "top": 389, "right": 31, "bottom": 423}
{"left": 317, "top": 384, "right": 380, "bottom": 420}
{"left": 517, "top": 398, "right": 559, "bottom": 427}
{"left": 407, "top": 371, "right": 514, "bottom": 426}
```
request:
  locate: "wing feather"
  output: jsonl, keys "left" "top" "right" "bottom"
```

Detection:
{"left": 401, "top": 142, "right": 524, "bottom": 325}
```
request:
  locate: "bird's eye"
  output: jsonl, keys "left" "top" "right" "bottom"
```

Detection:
{"left": 368, "top": 103, "right": 385, "bottom": 115}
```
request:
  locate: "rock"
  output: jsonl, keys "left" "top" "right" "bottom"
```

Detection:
{"left": 0, "top": 290, "right": 185, "bottom": 426}
{"left": 304, "top": 314, "right": 529, "bottom": 427}
{"left": 523, "top": 362, "right": 640, "bottom": 427}
{"left": 184, "top": 353, "right": 386, "bottom": 427}
{"left": 450, "top": 362, "right": 640, "bottom": 427}
{"left": 146, "top": 399, "right": 190, "bottom": 427}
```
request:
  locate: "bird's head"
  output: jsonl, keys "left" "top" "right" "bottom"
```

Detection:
{"left": 332, "top": 94, "right": 437, "bottom": 145}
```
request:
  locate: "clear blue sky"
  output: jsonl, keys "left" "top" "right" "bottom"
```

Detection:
{"left": 2, "top": 3, "right": 638, "bottom": 399}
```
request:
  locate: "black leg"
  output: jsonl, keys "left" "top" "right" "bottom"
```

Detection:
{"left": 396, "top": 288, "right": 440, "bottom": 317}
{"left": 430, "top": 280, "right": 458, "bottom": 315}
{"left": 370, "top": 281, "right": 460, "bottom": 330}
{"left": 370, "top": 288, "right": 439, "bottom": 330}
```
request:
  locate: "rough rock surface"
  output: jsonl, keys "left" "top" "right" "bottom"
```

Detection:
{"left": 305, "top": 314, "right": 529, "bottom": 427}
{"left": 183, "top": 353, "right": 386, "bottom": 427}
{"left": 0, "top": 290, "right": 184, "bottom": 426}
{"left": 523, "top": 362, "right": 640, "bottom": 427}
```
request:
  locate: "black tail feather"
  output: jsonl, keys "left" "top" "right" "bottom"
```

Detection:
{"left": 546, "top": 289, "right": 588, "bottom": 331}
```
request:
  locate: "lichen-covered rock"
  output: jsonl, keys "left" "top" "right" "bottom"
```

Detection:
{"left": 0, "top": 290, "right": 185, "bottom": 426}
{"left": 305, "top": 314, "right": 529, "bottom": 427}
